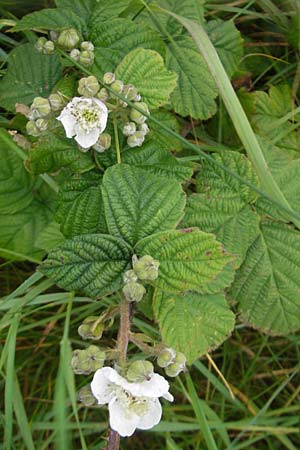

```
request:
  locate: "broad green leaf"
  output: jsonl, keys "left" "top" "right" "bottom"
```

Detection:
{"left": 102, "top": 164, "right": 186, "bottom": 246}
{"left": 166, "top": 36, "right": 218, "bottom": 119}
{"left": 40, "top": 234, "right": 132, "bottom": 297}
{"left": 26, "top": 133, "right": 94, "bottom": 175}
{"left": 11, "top": 8, "right": 85, "bottom": 32}
{"left": 0, "top": 44, "right": 62, "bottom": 112}
{"left": 91, "top": 19, "right": 165, "bottom": 76}
{"left": 56, "top": 0, "right": 128, "bottom": 24}
{"left": 206, "top": 19, "right": 243, "bottom": 78}
{"left": 149, "top": 110, "right": 183, "bottom": 151}
{"left": 35, "top": 221, "right": 65, "bottom": 252}
{"left": 153, "top": 290, "right": 235, "bottom": 363}
{"left": 135, "top": 229, "right": 233, "bottom": 294}
{"left": 56, "top": 171, "right": 107, "bottom": 238}
{"left": 0, "top": 130, "right": 35, "bottom": 214}
{"left": 115, "top": 48, "right": 177, "bottom": 109}
{"left": 55, "top": 0, "right": 95, "bottom": 20}
{"left": 229, "top": 220, "right": 300, "bottom": 335}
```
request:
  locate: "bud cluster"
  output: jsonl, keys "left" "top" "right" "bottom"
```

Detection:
{"left": 157, "top": 348, "right": 186, "bottom": 377}
{"left": 25, "top": 92, "right": 65, "bottom": 137}
{"left": 71, "top": 345, "right": 106, "bottom": 375}
{"left": 122, "top": 255, "right": 159, "bottom": 304}
{"left": 35, "top": 28, "right": 95, "bottom": 67}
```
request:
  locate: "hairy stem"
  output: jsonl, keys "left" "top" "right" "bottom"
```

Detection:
{"left": 113, "top": 116, "right": 121, "bottom": 164}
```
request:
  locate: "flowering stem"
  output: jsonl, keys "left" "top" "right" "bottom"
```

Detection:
{"left": 113, "top": 116, "right": 121, "bottom": 164}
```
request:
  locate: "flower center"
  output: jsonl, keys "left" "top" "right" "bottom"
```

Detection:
{"left": 82, "top": 109, "right": 98, "bottom": 123}
{"left": 110, "top": 384, "right": 151, "bottom": 417}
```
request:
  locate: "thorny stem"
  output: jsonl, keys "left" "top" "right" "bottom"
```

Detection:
{"left": 106, "top": 295, "right": 131, "bottom": 450}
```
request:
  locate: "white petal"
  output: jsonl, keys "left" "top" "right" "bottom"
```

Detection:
{"left": 137, "top": 398, "right": 162, "bottom": 430}
{"left": 93, "top": 98, "right": 108, "bottom": 132}
{"left": 124, "top": 373, "right": 171, "bottom": 399}
{"left": 75, "top": 127, "right": 100, "bottom": 148}
{"left": 109, "top": 397, "right": 140, "bottom": 437}
{"left": 163, "top": 392, "right": 174, "bottom": 402}
{"left": 90, "top": 367, "right": 116, "bottom": 405}
{"left": 57, "top": 109, "right": 76, "bottom": 138}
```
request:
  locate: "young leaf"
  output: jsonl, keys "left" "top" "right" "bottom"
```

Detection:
{"left": 35, "top": 221, "right": 65, "bottom": 252}
{"left": 56, "top": 171, "right": 107, "bottom": 238}
{"left": 11, "top": 8, "right": 85, "bottom": 32}
{"left": 0, "top": 44, "right": 62, "bottom": 112}
{"left": 135, "top": 229, "right": 233, "bottom": 294}
{"left": 153, "top": 289, "right": 235, "bottom": 363}
{"left": 115, "top": 48, "right": 177, "bottom": 109}
{"left": 102, "top": 164, "right": 186, "bottom": 246}
{"left": 40, "top": 234, "right": 132, "bottom": 297}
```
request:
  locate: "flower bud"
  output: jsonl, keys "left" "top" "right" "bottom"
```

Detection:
{"left": 123, "top": 84, "right": 139, "bottom": 102}
{"left": 123, "top": 269, "right": 138, "bottom": 284}
{"left": 32, "top": 97, "right": 51, "bottom": 117}
{"left": 78, "top": 316, "right": 104, "bottom": 340}
{"left": 57, "top": 28, "right": 80, "bottom": 51}
{"left": 79, "top": 50, "right": 94, "bottom": 66}
{"left": 70, "top": 48, "right": 81, "bottom": 61}
{"left": 133, "top": 255, "right": 160, "bottom": 281}
{"left": 165, "top": 362, "right": 184, "bottom": 377}
{"left": 130, "top": 103, "right": 149, "bottom": 124}
{"left": 122, "top": 282, "right": 146, "bottom": 303}
{"left": 134, "top": 93, "right": 141, "bottom": 102}
{"left": 122, "top": 122, "right": 136, "bottom": 137}
{"left": 127, "top": 131, "right": 145, "bottom": 148}
{"left": 71, "top": 345, "right": 105, "bottom": 375}
{"left": 110, "top": 79, "right": 124, "bottom": 94}
{"left": 81, "top": 41, "right": 94, "bottom": 52}
{"left": 50, "top": 30, "right": 59, "bottom": 41}
{"left": 139, "top": 123, "right": 150, "bottom": 135}
{"left": 35, "top": 118, "right": 48, "bottom": 132}
{"left": 93, "top": 133, "right": 111, "bottom": 152}
{"left": 157, "top": 348, "right": 176, "bottom": 368}
{"left": 78, "top": 385, "right": 96, "bottom": 407}
{"left": 35, "top": 37, "right": 47, "bottom": 53}
{"left": 48, "top": 93, "right": 64, "bottom": 111}
{"left": 103, "top": 72, "right": 115, "bottom": 85}
{"left": 97, "top": 88, "right": 109, "bottom": 101}
{"left": 43, "top": 40, "right": 55, "bottom": 54}
{"left": 26, "top": 120, "right": 41, "bottom": 137}
{"left": 126, "top": 360, "right": 154, "bottom": 382}
{"left": 78, "top": 75, "right": 100, "bottom": 97}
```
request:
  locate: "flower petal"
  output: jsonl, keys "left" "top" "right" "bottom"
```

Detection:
{"left": 57, "top": 109, "right": 76, "bottom": 138}
{"left": 163, "top": 392, "right": 174, "bottom": 402}
{"left": 90, "top": 367, "right": 116, "bottom": 405}
{"left": 137, "top": 398, "right": 162, "bottom": 430}
{"left": 109, "top": 397, "right": 140, "bottom": 437}
{"left": 75, "top": 127, "right": 100, "bottom": 148}
{"left": 125, "top": 373, "right": 171, "bottom": 399}
{"left": 92, "top": 98, "right": 108, "bottom": 132}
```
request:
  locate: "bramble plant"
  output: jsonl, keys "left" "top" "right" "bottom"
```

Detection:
{"left": 2, "top": 0, "right": 300, "bottom": 449}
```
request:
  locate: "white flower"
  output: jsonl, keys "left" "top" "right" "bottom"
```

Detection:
{"left": 57, "top": 96, "right": 108, "bottom": 149}
{"left": 91, "top": 367, "right": 173, "bottom": 437}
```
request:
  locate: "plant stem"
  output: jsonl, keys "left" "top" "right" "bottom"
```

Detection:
{"left": 113, "top": 116, "right": 121, "bottom": 164}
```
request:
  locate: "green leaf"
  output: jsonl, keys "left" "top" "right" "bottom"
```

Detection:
{"left": 229, "top": 220, "right": 300, "bottom": 335}
{"left": 0, "top": 44, "right": 62, "bottom": 112}
{"left": 40, "top": 234, "right": 132, "bottom": 297}
{"left": 206, "top": 19, "right": 243, "bottom": 78}
{"left": 35, "top": 221, "right": 65, "bottom": 252}
{"left": 27, "top": 133, "right": 94, "bottom": 175}
{"left": 11, "top": 8, "right": 85, "bottom": 32}
{"left": 102, "top": 164, "right": 186, "bottom": 246}
{"left": 56, "top": 0, "right": 128, "bottom": 24}
{"left": 91, "top": 19, "right": 165, "bottom": 76}
{"left": 166, "top": 36, "right": 218, "bottom": 119}
{"left": 0, "top": 130, "right": 35, "bottom": 214}
{"left": 115, "top": 47, "right": 177, "bottom": 109}
{"left": 56, "top": 171, "right": 107, "bottom": 238}
{"left": 135, "top": 229, "right": 233, "bottom": 294}
{"left": 153, "top": 289, "right": 235, "bottom": 363}
{"left": 149, "top": 110, "right": 183, "bottom": 151}
{"left": 55, "top": 0, "right": 94, "bottom": 20}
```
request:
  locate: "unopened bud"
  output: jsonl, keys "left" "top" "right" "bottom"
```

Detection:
{"left": 127, "top": 131, "right": 145, "bottom": 148}
{"left": 134, "top": 93, "right": 141, "bottom": 102}
{"left": 81, "top": 41, "right": 94, "bottom": 52}
{"left": 78, "top": 385, "right": 96, "bottom": 407}
{"left": 123, "top": 84, "right": 139, "bottom": 101}
{"left": 79, "top": 50, "right": 94, "bottom": 66}
{"left": 122, "top": 122, "right": 136, "bottom": 137}
{"left": 70, "top": 48, "right": 80, "bottom": 61}
{"left": 49, "top": 93, "right": 64, "bottom": 111}
{"left": 157, "top": 348, "right": 176, "bottom": 368}
{"left": 26, "top": 120, "right": 41, "bottom": 137}
{"left": 130, "top": 103, "right": 149, "bottom": 124}
{"left": 139, "top": 123, "right": 150, "bottom": 135}
{"left": 43, "top": 40, "right": 55, "bottom": 54}
{"left": 71, "top": 345, "right": 105, "bottom": 375}
{"left": 133, "top": 255, "right": 160, "bottom": 281}
{"left": 78, "top": 316, "right": 104, "bottom": 340}
{"left": 110, "top": 79, "right": 124, "bottom": 94}
{"left": 35, "top": 118, "right": 48, "bottom": 132}
{"left": 35, "top": 37, "right": 47, "bottom": 53}
{"left": 103, "top": 72, "right": 115, "bottom": 85}
{"left": 93, "top": 133, "right": 111, "bottom": 152}
{"left": 164, "top": 352, "right": 186, "bottom": 377}
{"left": 32, "top": 97, "right": 51, "bottom": 117}
{"left": 126, "top": 360, "right": 154, "bottom": 382}
{"left": 122, "top": 282, "right": 146, "bottom": 303}
{"left": 97, "top": 88, "right": 109, "bottom": 101}
{"left": 123, "top": 270, "right": 138, "bottom": 284}
{"left": 78, "top": 75, "right": 100, "bottom": 97}
{"left": 50, "top": 30, "right": 59, "bottom": 41}
{"left": 57, "top": 28, "right": 80, "bottom": 51}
